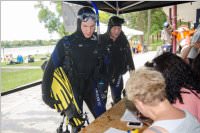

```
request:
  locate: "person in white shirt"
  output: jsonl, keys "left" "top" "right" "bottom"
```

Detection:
{"left": 125, "top": 67, "right": 200, "bottom": 133}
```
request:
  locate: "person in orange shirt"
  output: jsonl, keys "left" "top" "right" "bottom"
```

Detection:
{"left": 172, "top": 25, "right": 195, "bottom": 52}
{"left": 180, "top": 25, "right": 200, "bottom": 65}
{"left": 136, "top": 41, "right": 143, "bottom": 53}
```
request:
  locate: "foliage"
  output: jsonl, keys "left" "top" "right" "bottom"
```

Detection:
{"left": 123, "top": 10, "right": 148, "bottom": 32}
{"left": 34, "top": 1, "right": 68, "bottom": 37}
{"left": 34, "top": 2, "right": 167, "bottom": 44}
{"left": 99, "top": 11, "right": 112, "bottom": 24}
{"left": 35, "top": 2, "right": 113, "bottom": 35}
{"left": 1, "top": 39, "right": 58, "bottom": 48}
{"left": 123, "top": 8, "right": 167, "bottom": 42}
{"left": 150, "top": 40, "right": 163, "bottom": 51}
{"left": 150, "top": 9, "right": 167, "bottom": 35}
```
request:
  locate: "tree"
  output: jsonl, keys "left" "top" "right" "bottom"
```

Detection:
{"left": 35, "top": 2, "right": 113, "bottom": 36}
{"left": 150, "top": 8, "right": 167, "bottom": 35}
{"left": 123, "top": 8, "right": 167, "bottom": 42}
{"left": 34, "top": 1, "right": 68, "bottom": 37}
{"left": 99, "top": 11, "right": 112, "bottom": 24}
{"left": 124, "top": 10, "right": 148, "bottom": 32}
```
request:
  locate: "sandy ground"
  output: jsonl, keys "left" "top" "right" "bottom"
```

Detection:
{"left": 1, "top": 51, "right": 156, "bottom": 133}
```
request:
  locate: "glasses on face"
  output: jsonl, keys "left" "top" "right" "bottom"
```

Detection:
{"left": 78, "top": 13, "right": 98, "bottom": 22}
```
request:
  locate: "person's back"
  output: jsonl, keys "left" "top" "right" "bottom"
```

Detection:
{"left": 145, "top": 52, "right": 200, "bottom": 122}
{"left": 150, "top": 110, "right": 200, "bottom": 133}
{"left": 173, "top": 87, "right": 200, "bottom": 122}
{"left": 125, "top": 67, "right": 200, "bottom": 133}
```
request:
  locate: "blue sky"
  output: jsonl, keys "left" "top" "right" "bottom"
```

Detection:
{"left": 1, "top": 1, "right": 59, "bottom": 41}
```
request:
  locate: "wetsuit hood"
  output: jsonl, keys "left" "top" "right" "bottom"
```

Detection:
{"left": 76, "top": 7, "right": 97, "bottom": 38}
{"left": 107, "top": 16, "right": 125, "bottom": 33}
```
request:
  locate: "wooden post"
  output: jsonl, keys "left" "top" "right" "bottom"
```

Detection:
{"left": 172, "top": 5, "right": 177, "bottom": 54}
{"left": 169, "top": 8, "right": 172, "bottom": 25}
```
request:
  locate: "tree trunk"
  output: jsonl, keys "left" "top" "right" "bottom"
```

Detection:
{"left": 147, "top": 9, "right": 151, "bottom": 45}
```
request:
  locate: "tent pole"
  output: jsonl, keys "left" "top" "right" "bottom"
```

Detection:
{"left": 119, "top": 1, "right": 144, "bottom": 11}
{"left": 103, "top": 1, "right": 117, "bottom": 11}
{"left": 116, "top": 1, "right": 119, "bottom": 15}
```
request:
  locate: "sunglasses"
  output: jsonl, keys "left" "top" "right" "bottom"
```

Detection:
{"left": 78, "top": 13, "right": 98, "bottom": 22}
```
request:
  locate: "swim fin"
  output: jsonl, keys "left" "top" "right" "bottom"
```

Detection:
{"left": 51, "top": 67, "right": 85, "bottom": 130}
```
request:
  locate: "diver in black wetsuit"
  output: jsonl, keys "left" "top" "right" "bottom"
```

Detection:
{"left": 100, "top": 16, "right": 135, "bottom": 105}
{"left": 42, "top": 7, "right": 106, "bottom": 132}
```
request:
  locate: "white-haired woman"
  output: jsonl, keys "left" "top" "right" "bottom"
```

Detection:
{"left": 125, "top": 67, "right": 200, "bottom": 133}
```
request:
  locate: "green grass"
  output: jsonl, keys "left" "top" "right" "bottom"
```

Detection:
{"left": 1, "top": 68, "right": 43, "bottom": 92}
{"left": 150, "top": 40, "right": 163, "bottom": 51}
{"left": 1, "top": 54, "right": 48, "bottom": 92}
{"left": 1, "top": 60, "right": 45, "bottom": 67}
{"left": 34, "top": 54, "right": 50, "bottom": 60}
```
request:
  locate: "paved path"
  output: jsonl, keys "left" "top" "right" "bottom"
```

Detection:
{"left": 1, "top": 51, "right": 156, "bottom": 133}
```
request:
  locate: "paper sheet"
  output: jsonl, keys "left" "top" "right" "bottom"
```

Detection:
{"left": 120, "top": 109, "right": 141, "bottom": 122}
{"left": 104, "top": 127, "right": 127, "bottom": 133}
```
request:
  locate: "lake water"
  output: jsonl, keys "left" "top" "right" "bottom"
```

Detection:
{"left": 1, "top": 45, "right": 56, "bottom": 58}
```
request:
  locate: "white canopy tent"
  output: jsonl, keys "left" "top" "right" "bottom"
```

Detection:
{"left": 99, "top": 22, "right": 144, "bottom": 39}
{"left": 61, "top": 3, "right": 144, "bottom": 38}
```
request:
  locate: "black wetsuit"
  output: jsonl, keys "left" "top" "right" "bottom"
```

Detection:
{"left": 42, "top": 32, "right": 106, "bottom": 118}
{"left": 100, "top": 32, "right": 135, "bottom": 104}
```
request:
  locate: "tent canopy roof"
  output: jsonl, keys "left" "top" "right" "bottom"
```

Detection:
{"left": 65, "top": 1, "right": 190, "bottom": 14}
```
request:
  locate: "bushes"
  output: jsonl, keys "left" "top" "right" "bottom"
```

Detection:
{"left": 1, "top": 39, "right": 58, "bottom": 48}
{"left": 151, "top": 40, "right": 163, "bottom": 51}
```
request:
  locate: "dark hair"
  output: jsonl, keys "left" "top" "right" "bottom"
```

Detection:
{"left": 192, "top": 53, "right": 200, "bottom": 79}
{"left": 145, "top": 52, "right": 200, "bottom": 103}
